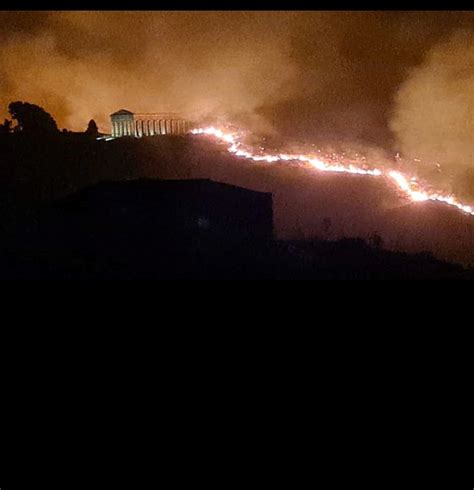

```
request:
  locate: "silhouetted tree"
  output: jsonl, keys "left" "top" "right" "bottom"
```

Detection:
{"left": 0, "top": 119, "right": 11, "bottom": 136}
{"left": 8, "top": 101, "right": 59, "bottom": 136}
{"left": 85, "top": 119, "right": 99, "bottom": 137}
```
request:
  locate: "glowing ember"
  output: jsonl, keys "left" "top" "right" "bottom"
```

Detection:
{"left": 191, "top": 126, "right": 474, "bottom": 217}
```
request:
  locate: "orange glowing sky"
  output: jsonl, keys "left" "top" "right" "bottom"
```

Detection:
{"left": 1, "top": 11, "right": 473, "bottom": 198}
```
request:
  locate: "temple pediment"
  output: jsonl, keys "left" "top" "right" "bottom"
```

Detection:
{"left": 110, "top": 109, "right": 134, "bottom": 117}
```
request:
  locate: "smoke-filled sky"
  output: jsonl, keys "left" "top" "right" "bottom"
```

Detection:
{"left": 1, "top": 11, "right": 473, "bottom": 191}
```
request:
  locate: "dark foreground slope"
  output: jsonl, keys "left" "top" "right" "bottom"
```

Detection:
{"left": 381, "top": 201, "right": 474, "bottom": 267}
{"left": 0, "top": 178, "right": 471, "bottom": 280}
{"left": 1, "top": 132, "right": 474, "bottom": 270}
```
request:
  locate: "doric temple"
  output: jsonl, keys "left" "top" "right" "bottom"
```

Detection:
{"left": 110, "top": 109, "right": 191, "bottom": 138}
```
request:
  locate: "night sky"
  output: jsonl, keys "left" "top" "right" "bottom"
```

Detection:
{"left": 2, "top": 11, "right": 474, "bottom": 193}
{"left": 1, "top": 12, "right": 473, "bottom": 147}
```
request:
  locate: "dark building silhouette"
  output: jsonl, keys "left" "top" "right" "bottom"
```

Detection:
{"left": 6, "top": 179, "right": 273, "bottom": 278}
{"left": 53, "top": 178, "right": 273, "bottom": 242}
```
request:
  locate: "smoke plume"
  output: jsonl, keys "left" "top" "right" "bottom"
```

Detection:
{"left": 390, "top": 30, "right": 474, "bottom": 198}
{"left": 1, "top": 11, "right": 473, "bottom": 195}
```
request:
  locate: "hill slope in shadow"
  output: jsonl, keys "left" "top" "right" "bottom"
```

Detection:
{"left": 1, "top": 132, "right": 474, "bottom": 270}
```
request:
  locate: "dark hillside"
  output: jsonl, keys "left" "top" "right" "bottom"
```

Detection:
{"left": 1, "top": 132, "right": 474, "bottom": 272}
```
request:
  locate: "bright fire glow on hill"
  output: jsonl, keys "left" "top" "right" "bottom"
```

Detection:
{"left": 191, "top": 126, "right": 474, "bottom": 217}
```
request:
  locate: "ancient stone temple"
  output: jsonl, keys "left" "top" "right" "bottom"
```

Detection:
{"left": 110, "top": 109, "right": 191, "bottom": 138}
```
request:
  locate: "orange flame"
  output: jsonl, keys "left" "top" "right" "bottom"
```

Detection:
{"left": 191, "top": 126, "right": 474, "bottom": 217}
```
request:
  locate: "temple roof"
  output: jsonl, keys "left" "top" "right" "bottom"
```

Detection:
{"left": 132, "top": 113, "right": 187, "bottom": 120}
{"left": 110, "top": 109, "right": 134, "bottom": 117}
{"left": 110, "top": 109, "right": 192, "bottom": 120}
